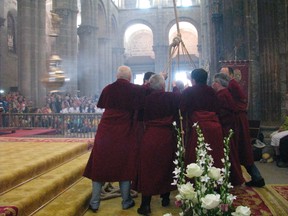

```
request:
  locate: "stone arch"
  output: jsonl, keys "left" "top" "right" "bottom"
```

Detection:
{"left": 97, "top": 1, "right": 107, "bottom": 37}
{"left": 165, "top": 17, "right": 200, "bottom": 82}
{"left": 120, "top": 19, "right": 155, "bottom": 44}
{"left": 168, "top": 21, "right": 199, "bottom": 56}
{"left": 165, "top": 16, "right": 200, "bottom": 39}
{"left": 111, "top": 15, "right": 118, "bottom": 44}
{"left": 123, "top": 23, "right": 154, "bottom": 58}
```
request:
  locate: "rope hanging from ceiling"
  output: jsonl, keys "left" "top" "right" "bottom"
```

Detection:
{"left": 164, "top": 0, "right": 197, "bottom": 91}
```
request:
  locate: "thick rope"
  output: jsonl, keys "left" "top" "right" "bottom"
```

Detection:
{"left": 165, "top": 0, "right": 197, "bottom": 91}
{"left": 100, "top": 182, "right": 138, "bottom": 200}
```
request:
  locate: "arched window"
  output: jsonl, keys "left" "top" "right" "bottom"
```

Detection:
{"left": 177, "top": 0, "right": 200, "bottom": 7}
{"left": 124, "top": 24, "right": 154, "bottom": 58}
{"left": 169, "top": 21, "right": 198, "bottom": 86}
{"left": 136, "top": 0, "right": 151, "bottom": 9}
{"left": 169, "top": 21, "right": 198, "bottom": 57}
{"left": 7, "top": 12, "right": 16, "bottom": 53}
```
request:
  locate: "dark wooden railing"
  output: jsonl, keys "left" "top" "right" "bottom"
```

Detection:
{"left": 0, "top": 113, "right": 102, "bottom": 138}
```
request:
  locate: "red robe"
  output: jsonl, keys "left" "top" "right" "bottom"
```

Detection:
{"left": 228, "top": 79, "right": 254, "bottom": 166}
{"left": 83, "top": 79, "right": 145, "bottom": 182}
{"left": 216, "top": 88, "right": 245, "bottom": 186}
{"left": 137, "top": 90, "right": 180, "bottom": 196}
{"left": 180, "top": 84, "right": 224, "bottom": 168}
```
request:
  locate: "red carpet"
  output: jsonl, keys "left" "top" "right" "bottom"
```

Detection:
{"left": 232, "top": 184, "right": 288, "bottom": 215}
{"left": 0, "top": 128, "right": 56, "bottom": 137}
{"left": 232, "top": 186, "right": 273, "bottom": 215}
{"left": 0, "top": 206, "right": 18, "bottom": 216}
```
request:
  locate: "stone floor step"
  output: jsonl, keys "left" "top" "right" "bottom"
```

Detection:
{"left": 32, "top": 177, "right": 91, "bottom": 216}
{"left": 0, "top": 152, "right": 90, "bottom": 216}
{"left": 0, "top": 139, "right": 90, "bottom": 194}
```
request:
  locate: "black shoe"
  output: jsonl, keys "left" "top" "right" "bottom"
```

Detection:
{"left": 123, "top": 200, "right": 135, "bottom": 210}
{"left": 277, "top": 160, "right": 288, "bottom": 168}
{"left": 161, "top": 197, "right": 170, "bottom": 207}
{"left": 89, "top": 205, "right": 98, "bottom": 213}
{"left": 245, "top": 178, "right": 265, "bottom": 187}
{"left": 137, "top": 205, "right": 151, "bottom": 215}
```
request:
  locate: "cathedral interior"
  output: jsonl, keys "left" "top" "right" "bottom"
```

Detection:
{"left": 0, "top": 0, "right": 287, "bottom": 129}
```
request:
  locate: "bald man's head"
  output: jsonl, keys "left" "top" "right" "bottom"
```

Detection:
{"left": 117, "top": 65, "right": 132, "bottom": 82}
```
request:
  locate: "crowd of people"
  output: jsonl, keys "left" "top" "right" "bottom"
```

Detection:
{"left": 0, "top": 91, "right": 103, "bottom": 114}
{"left": 83, "top": 65, "right": 267, "bottom": 215}
{"left": 0, "top": 91, "right": 104, "bottom": 132}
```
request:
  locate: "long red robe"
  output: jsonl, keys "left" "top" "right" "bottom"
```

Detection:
{"left": 228, "top": 79, "right": 254, "bottom": 166}
{"left": 180, "top": 84, "right": 224, "bottom": 168}
{"left": 137, "top": 90, "right": 180, "bottom": 196}
{"left": 216, "top": 88, "right": 245, "bottom": 186}
{"left": 83, "top": 79, "right": 145, "bottom": 182}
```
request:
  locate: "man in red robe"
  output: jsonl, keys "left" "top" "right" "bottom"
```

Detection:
{"left": 83, "top": 65, "right": 145, "bottom": 212}
{"left": 212, "top": 73, "right": 245, "bottom": 186}
{"left": 220, "top": 67, "right": 265, "bottom": 187}
{"left": 180, "top": 68, "right": 224, "bottom": 168}
{"left": 137, "top": 74, "right": 180, "bottom": 215}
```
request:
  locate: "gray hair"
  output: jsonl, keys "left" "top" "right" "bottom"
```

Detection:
{"left": 149, "top": 74, "right": 165, "bottom": 90}
{"left": 214, "top": 73, "right": 230, "bottom": 87}
{"left": 116, "top": 65, "right": 132, "bottom": 81}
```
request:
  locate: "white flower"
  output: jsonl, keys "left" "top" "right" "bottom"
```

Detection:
{"left": 201, "top": 194, "right": 221, "bottom": 209}
{"left": 163, "top": 213, "right": 173, "bottom": 216}
{"left": 172, "top": 179, "right": 178, "bottom": 185}
{"left": 231, "top": 206, "right": 251, "bottom": 216}
{"left": 200, "top": 175, "right": 210, "bottom": 183}
{"left": 173, "top": 121, "right": 177, "bottom": 126}
{"left": 175, "top": 194, "right": 182, "bottom": 201}
{"left": 208, "top": 167, "right": 222, "bottom": 180}
{"left": 227, "top": 194, "right": 237, "bottom": 203}
{"left": 178, "top": 182, "right": 197, "bottom": 200}
{"left": 173, "top": 167, "right": 181, "bottom": 176}
{"left": 185, "top": 163, "right": 203, "bottom": 178}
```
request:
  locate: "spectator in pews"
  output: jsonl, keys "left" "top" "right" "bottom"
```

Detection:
{"left": 68, "top": 102, "right": 80, "bottom": 113}
{"left": 270, "top": 114, "right": 288, "bottom": 168}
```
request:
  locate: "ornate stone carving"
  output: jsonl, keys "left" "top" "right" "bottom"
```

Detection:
{"left": 212, "top": 0, "right": 221, "bottom": 14}
{"left": 53, "top": 8, "right": 77, "bottom": 19}
{"left": 77, "top": 25, "right": 97, "bottom": 35}
{"left": 50, "top": 12, "right": 62, "bottom": 36}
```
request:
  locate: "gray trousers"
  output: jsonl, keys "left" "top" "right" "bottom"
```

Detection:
{"left": 90, "top": 181, "right": 133, "bottom": 209}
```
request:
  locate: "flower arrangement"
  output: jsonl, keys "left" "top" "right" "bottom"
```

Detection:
{"left": 166, "top": 121, "right": 251, "bottom": 216}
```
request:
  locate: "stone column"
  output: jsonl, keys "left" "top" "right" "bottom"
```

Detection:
{"left": 210, "top": 0, "right": 223, "bottom": 77}
{"left": 77, "top": 25, "right": 98, "bottom": 97}
{"left": 17, "top": 0, "right": 47, "bottom": 106}
{"left": 277, "top": 2, "right": 288, "bottom": 120}
{"left": 153, "top": 45, "right": 169, "bottom": 73}
{"left": 98, "top": 37, "right": 112, "bottom": 90}
{"left": 112, "top": 47, "right": 124, "bottom": 73}
{"left": 245, "top": 0, "right": 261, "bottom": 120}
{"left": 257, "top": 1, "right": 283, "bottom": 125}
{"left": 77, "top": 0, "right": 98, "bottom": 97}
{"left": 52, "top": 1, "right": 78, "bottom": 94}
{"left": 0, "top": 17, "right": 5, "bottom": 89}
